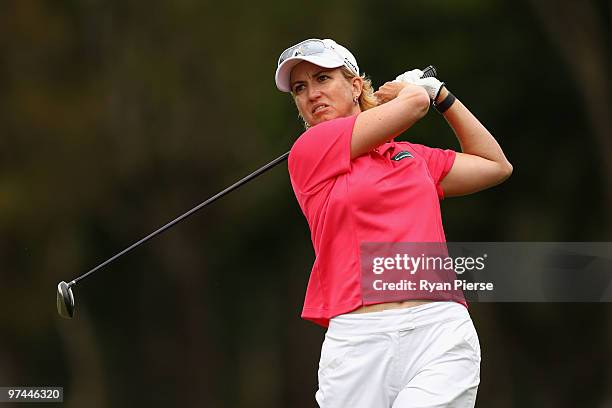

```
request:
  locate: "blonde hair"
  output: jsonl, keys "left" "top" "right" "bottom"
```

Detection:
{"left": 293, "top": 67, "right": 378, "bottom": 129}
{"left": 339, "top": 67, "right": 378, "bottom": 112}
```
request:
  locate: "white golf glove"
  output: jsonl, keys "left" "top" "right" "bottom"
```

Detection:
{"left": 395, "top": 69, "right": 424, "bottom": 84}
{"left": 395, "top": 69, "right": 444, "bottom": 101}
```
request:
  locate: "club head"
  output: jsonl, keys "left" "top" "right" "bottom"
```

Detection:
{"left": 57, "top": 281, "right": 75, "bottom": 319}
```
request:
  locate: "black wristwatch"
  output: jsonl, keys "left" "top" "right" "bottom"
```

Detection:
{"left": 433, "top": 90, "right": 456, "bottom": 114}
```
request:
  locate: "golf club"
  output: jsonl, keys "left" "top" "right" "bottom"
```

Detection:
{"left": 56, "top": 151, "right": 289, "bottom": 318}
{"left": 56, "top": 65, "right": 438, "bottom": 319}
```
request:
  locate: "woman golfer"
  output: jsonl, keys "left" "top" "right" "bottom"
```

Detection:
{"left": 275, "top": 38, "right": 512, "bottom": 408}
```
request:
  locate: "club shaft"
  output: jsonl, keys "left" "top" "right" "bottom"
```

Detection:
{"left": 69, "top": 66, "right": 437, "bottom": 286}
{"left": 71, "top": 151, "right": 290, "bottom": 285}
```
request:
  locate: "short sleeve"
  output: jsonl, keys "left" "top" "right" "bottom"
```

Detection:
{"left": 407, "top": 142, "right": 456, "bottom": 199}
{"left": 288, "top": 115, "right": 357, "bottom": 195}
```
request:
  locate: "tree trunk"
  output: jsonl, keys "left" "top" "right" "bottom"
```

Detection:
{"left": 527, "top": 2, "right": 612, "bottom": 406}
{"left": 529, "top": 0, "right": 612, "bottom": 237}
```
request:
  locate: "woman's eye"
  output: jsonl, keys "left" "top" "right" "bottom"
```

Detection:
{"left": 318, "top": 75, "right": 329, "bottom": 82}
{"left": 294, "top": 84, "right": 305, "bottom": 93}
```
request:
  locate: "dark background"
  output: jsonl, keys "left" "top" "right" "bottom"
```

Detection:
{"left": 1, "top": 0, "right": 610, "bottom": 406}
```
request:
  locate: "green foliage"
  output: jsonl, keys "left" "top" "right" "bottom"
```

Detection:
{"left": 0, "top": 0, "right": 609, "bottom": 406}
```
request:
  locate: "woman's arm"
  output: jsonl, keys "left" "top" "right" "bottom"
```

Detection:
{"left": 436, "top": 87, "right": 513, "bottom": 197}
{"left": 351, "top": 83, "right": 430, "bottom": 159}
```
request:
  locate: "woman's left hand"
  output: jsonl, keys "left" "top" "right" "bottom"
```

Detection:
{"left": 374, "top": 81, "right": 406, "bottom": 105}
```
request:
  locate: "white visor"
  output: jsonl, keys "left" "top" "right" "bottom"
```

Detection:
{"left": 275, "top": 39, "right": 359, "bottom": 92}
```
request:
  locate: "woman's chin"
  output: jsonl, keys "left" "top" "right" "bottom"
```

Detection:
{"left": 310, "top": 111, "right": 338, "bottom": 126}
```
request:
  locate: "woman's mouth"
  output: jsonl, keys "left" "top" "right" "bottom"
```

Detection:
{"left": 312, "top": 104, "right": 329, "bottom": 115}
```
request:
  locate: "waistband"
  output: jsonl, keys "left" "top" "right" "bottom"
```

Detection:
{"left": 328, "top": 301, "right": 469, "bottom": 335}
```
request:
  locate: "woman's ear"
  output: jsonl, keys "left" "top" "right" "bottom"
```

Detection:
{"left": 352, "top": 76, "right": 364, "bottom": 99}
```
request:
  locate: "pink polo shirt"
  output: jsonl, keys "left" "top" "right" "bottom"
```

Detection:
{"left": 288, "top": 114, "right": 460, "bottom": 327}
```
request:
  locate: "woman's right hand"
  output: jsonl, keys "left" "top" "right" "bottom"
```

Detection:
{"left": 350, "top": 82, "right": 430, "bottom": 159}
{"left": 374, "top": 81, "right": 406, "bottom": 105}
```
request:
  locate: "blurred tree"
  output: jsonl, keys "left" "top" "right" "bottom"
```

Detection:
{"left": 0, "top": 0, "right": 610, "bottom": 406}
{"left": 529, "top": 0, "right": 611, "bottom": 234}
{"left": 528, "top": 2, "right": 612, "bottom": 404}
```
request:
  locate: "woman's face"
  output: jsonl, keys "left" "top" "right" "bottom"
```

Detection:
{"left": 290, "top": 61, "right": 362, "bottom": 127}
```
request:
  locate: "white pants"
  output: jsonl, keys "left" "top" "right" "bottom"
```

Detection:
{"left": 315, "top": 301, "right": 481, "bottom": 408}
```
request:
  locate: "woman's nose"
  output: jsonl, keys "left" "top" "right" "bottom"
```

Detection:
{"left": 307, "top": 86, "right": 322, "bottom": 100}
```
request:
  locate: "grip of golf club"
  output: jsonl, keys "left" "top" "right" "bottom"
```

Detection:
{"left": 420, "top": 65, "right": 437, "bottom": 78}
